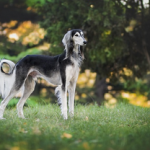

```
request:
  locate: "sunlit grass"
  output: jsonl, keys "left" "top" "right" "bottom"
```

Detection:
{"left": 0, "top": 103, "right": 150, "bottom": 150}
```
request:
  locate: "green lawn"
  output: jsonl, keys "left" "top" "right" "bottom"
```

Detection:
{"left": 0, "top": 103, "right": 150, "bottom": 150}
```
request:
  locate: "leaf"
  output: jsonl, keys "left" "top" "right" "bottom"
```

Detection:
{"left": 32, "top": 127, "right": 41, "bottom": 135}
{"left": 11, "top": 146, "right": 20, "bottom": 150}
{"left": 35, "top": 118, "right": 40, "bottom": 122}
{"left": 19, "top": 128, "right": 28, "bottom": 134}
{"left": 85, "top": 116, "right": 89, "bottom": 121}
{"left": 61, "top": 133, "right": 72, "bottom": 139}
{"left": 83, "top": 142, "right": 90, "bottom": 150}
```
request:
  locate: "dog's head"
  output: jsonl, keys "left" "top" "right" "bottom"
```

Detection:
{"left": 71, "top": 29, "right": 87, "bottom": 46}
{"left": 62, "top": 29, "right": 87, "bottom": 49}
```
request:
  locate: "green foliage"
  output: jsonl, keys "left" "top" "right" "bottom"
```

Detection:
{"left": 0, "top": 48, "right": 42, "bottom": 63}
{"left": 6, "top": 97, "right": 38, "bottom": 108}
{"left": 0, "top": 103, "right": 150, "bottom": 150}
{"left": 1, "top": 0, "right": 150, "bottom": 100}
{"left": 33, "top": 0, "right": 150, "bottom": 83}
{"left": 123, "top": 79, "right": 150, "bottom": 98}
{"left": 35, "top": 0, "right": 126, "bottom": 76}
{"left": 0, "top": 0, "right": 19, "bottom": 5}
{"left": 25, "top": 0, "right": 45, "bottom": 6}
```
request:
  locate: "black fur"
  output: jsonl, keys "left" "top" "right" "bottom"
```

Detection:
{"left": 0, "top": 29, "right": 87, "bottom": 119}
{"left": 14, "top": 29, "right": 85, "bottom": 91}
{"left": 14, "top": 52, "right": 69, "bottom": 90}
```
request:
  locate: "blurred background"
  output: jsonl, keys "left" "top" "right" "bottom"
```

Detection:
{"left": 0, "top": 0, "right": 150, "bottom": 108}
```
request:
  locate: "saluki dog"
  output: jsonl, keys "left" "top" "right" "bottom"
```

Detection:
{"left": 0, "top": 29, "right": 87, "bottom": 120}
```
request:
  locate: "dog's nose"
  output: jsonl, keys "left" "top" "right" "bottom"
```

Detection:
{"left": 83, "top": 41, "right": 87, "bottom": 45}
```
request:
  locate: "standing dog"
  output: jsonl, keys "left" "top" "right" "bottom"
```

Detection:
{"left": 0, "top": 29, "right": 87, "bottom": 119}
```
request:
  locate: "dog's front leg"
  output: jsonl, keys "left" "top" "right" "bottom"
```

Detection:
{"left": 68, "top": 81, "right": 76, "bottom": 117}
{"left": 60, "top": 86, "right": 68, "bottom": 120}
{"left": 68, "top": 70, "right": 79, "bottom": 117}
{"left": 60, "top": 66, "right": 73, "bottom": 120}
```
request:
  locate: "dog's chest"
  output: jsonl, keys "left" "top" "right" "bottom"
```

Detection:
{"left": 68, "top": 58, "right": 80, "bottom": 77}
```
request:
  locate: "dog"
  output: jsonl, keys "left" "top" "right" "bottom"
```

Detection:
{"left": 0, "top": 29, "right": 87, "bottom": 120}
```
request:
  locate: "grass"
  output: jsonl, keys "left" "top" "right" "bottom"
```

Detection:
{"left": 0, "top": 102, "right": 150, "bottom": 150}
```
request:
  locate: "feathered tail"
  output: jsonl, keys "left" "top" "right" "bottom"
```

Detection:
{"left": 0, "top": 59, "right": 16, "bottom": 99}
{"left": 55, "top": 85, "right": 62, "bottom": 106}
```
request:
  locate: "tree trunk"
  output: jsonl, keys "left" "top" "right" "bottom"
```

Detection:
{"left": 95, "top": 77, "right": 108, "bottom": 106}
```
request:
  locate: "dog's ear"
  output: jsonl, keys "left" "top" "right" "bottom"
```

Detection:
{"left": 62, "top": 31, "right": 71, "bottom": 47}
{"left": 62, "top": 30, "right": 74, "bottom": 58}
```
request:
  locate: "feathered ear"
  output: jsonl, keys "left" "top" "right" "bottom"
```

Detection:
{"left": 62, "top": 30, "right": 74, "bottom": 58}
{"left": 62, "top": 31, "right": 72, "bottom": 47}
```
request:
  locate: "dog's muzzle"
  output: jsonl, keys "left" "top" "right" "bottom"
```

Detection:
{"left": 83, "top": 41, "right": 87, "bottom": 45}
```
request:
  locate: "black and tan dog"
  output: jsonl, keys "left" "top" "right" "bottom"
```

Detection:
{"left": 0, "top": 29, "right": 87, "bottom": 120}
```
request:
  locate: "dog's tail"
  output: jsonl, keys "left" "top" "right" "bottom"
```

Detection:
{"left": 55, "top": 86, "right": 62, "bottom": 106}
{"left": 0, "top": 59, "right": 16, "bottom": 99}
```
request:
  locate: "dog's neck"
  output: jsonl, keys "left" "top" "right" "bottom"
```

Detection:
{"left": 73, "top": 44, "right": 80, "bottom": 54}
{"left": 71, "top": 44, "right": 83, "bottom": 67}
{"left": 64, "top": 44, "right": 84, "bottom": 67}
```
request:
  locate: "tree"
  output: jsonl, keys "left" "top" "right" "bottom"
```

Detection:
{"left": 1, "top": 0, "right": 150, "bottom": 102}
{"left": 36, "top": 0, "right": 125, "bottom": 75}
{"left": 35, "top": 1, "right": 150, "bottom": 79}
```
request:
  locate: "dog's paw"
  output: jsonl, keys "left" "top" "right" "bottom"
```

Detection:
{"left": 61, "top": 112, "right": 68, "bottom": 120}
{"left": 63, "top": 116, "right": 68, "bottom": 120}
{"left": 21, "top": 117, "right": 27, "bottom": 119}
{"left": 18, "top": 116, "right": 27, "bottom": 119}
{"left": 69, "top": 112, "right": 74, "bottom": 118}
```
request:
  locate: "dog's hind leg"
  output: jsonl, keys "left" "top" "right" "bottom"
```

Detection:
{"left": 17, "top": 76, "right": 35, "bottom": 118}
{"left": 0, "top": 89, "right": 18, "bottom": 119}
{"left": 0, "top": 70, "right": 27, "bottom": 119}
